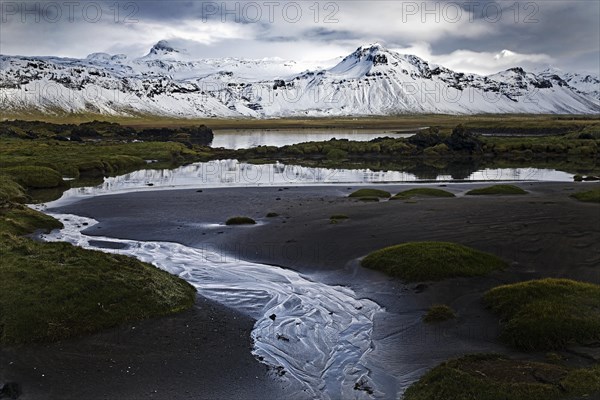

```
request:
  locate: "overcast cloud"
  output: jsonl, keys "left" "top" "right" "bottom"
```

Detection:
{"left": 0, "top": 0, "right": 598, "bottom": 75}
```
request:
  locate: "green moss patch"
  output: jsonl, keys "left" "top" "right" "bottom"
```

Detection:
{"left": 423, "top": 305, "right": 456, "bottom": 323}
{"left": 561, "top": 365, "right": 600, "bottom": 395}
{"left": 361, "top": 242, "right": 507, "bottom": 282}
{"left": 484, "top": 279, "right": 600, "bottom": 351}
{"left": 392, "top": 188, "right": 455, "bottom": 200}
{"left": 226, "top": 216, "right": 257, "bottom": 225}
{"left": 348, "top": 188, "right": 391, "bottom": 198}
{"left": 570, "top": 188, "right": 600, "bottom": 203}
{"left": 1, "top": 166, "right": 65, "bottom": 189}
{"left": 404, "top": 354, "right": 600, "bottom": 400}
{"left": 466, "top": 184, "right": 528, "bottom": 195}
{"left": 330, "top": 214, "right": 349, "bottom": 224}
{"left": 0, "top": 206, "right": 63, "bottom": 236}
{"left": 0, "top": 176, "right": 28, "bottom": 205}
{"left": 0, "top": 137, "right": 197, "bottom": 185}
{"left": 0, "top": 234, "right": 196, "bottom": 344}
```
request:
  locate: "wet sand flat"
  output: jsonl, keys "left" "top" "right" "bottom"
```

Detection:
{"left": 55, "top": 182, "right": 600, "bottom": 282}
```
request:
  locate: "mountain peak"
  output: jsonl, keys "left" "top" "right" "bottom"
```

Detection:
{"left": 86, "top": 52, "right": 128, "bottom": 63}
{"left": 358, "top": 43, "right": 384, "bottom": 52}
{"left": 152, "top": 40, "right": 178, "bottom": 52}
{"left": 353, "top": 43, "right": 388, "bottom": 58}
{"left": 495, "top": 49, "right": 516, "bottom": 59}
{"left": 345, "top": 43, "right": 391, "bottom": 65}
{"left": 144, "top": 40, "right": 187, "bottom": 59}
{"left": 507, "top": 66, "right": 526, "bottom": 75}
{"left": 86, "top": 52, "right": 112, "bottom": 61}
{"left": 330, "top": 43, "right": 432, "bottom": 78}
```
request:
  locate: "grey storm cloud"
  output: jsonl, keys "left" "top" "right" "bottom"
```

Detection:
{"left": 264, "top": 27, "right": 359, "bottom": 42}
{"left": 429, "top": 0, "right": 600, "bottom": 70}
{"left": 0, "top": 0, "right": 598, "bottom": 75}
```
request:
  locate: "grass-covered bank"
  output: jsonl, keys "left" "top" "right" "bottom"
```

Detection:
{"left": 3, "top": 112, "right": 598, "bottom": 131}
{"left": 0, "top": 184, "right": 196, "bottom": 345}
{"left": 0, "top": 234, "right": 196, "bottom": 344}
{"left": 0, "top": 208, "right": 196, "bottom": 345}
{"left": 404, "top": 354, "right": 600, "bottom": 400}
{"left": 1, "top": 120, "right": 213, "bottom": 146}
{"left": 0, "top": 139, "right": 199, "bottom": 195}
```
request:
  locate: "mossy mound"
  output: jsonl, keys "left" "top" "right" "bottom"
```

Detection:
{"left": 1, "top": 166, "right": 66, "bottom": 189}
{"left": 361, "top": 242, "right": 507, "bottom": 282}
{"left": 0, "top": 233, "right": 196, "bottom": 345}
{"left": 0, "top": 206, "right": 63, "bottom": 236}
{"left": 484, "top": 278, "right": 600, "bottom": 350}
{"left": 392, "top": 188, "right": 455, "bottom": 200}
{"left": 570, "top": 188, "right": 600, "bottom": 203}
{"left": 348, "top": 188, "right": 391, "bottom": 198}
{"left": 0, "top": 176, "right": 28, "bottom": 204}
{"left": 404, "top": 354, "right": 600, "bottom": 400}
{"left": 226, "top": 216, "right": 257, "bottom": 225}
{"left": 423, "top": 305, "right": 456, "bottom": 323}
{"left": 466, "top": 184, "right": 527, "bottom": 195}
{"left": 266, "top": 212, "right": 279, "bottom": 218}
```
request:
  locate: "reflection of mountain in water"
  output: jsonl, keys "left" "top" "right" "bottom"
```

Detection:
{"left": 404, "top": 159, "right": 485, "bottom": 181}
{"left": 40, "top": 160, "right": 575, "bottom": 208}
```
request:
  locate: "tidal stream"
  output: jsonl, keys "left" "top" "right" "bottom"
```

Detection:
{"left": 37, "top": 213, "right": 387, "bottom": 399}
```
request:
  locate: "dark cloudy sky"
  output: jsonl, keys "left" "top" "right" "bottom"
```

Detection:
{"left": 1, "top": 0, "right": 598, "bottom": 75}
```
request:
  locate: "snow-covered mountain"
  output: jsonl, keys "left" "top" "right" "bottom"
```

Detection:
{"left": 537, "top": 67, "right": 600, "bottom": 104}
{"left": 1, "top": 41, "right": 598, "bottom": 117}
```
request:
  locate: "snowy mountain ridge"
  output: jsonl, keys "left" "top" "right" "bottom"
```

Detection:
{"left": 1, "top": 41, "right": 598, "bottom": 117}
